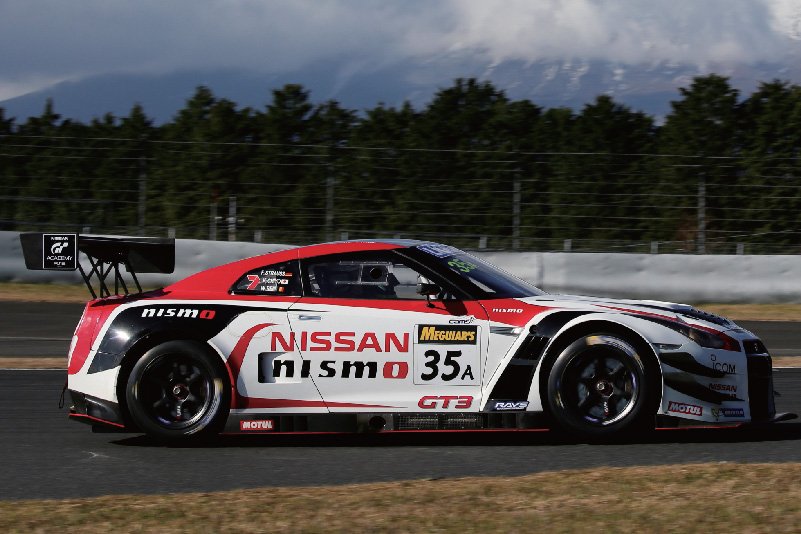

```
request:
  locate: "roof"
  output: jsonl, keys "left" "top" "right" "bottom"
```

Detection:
{"left": 164, "top": 239, "right": 429, "bottom": 295}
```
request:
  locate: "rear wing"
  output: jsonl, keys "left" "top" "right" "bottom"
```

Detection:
{"left": 20, "top": 233, "right": 175, "bottom": 299}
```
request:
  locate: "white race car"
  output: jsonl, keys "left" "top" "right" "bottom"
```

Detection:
{"left": 21, "top": 235, "right": 794, "bottom": 441}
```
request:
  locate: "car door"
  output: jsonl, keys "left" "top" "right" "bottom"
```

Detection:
{"left": 286, "top": 249, "right": 490, "bottom": 412}
{"left": 209, "top": 258, "right": 328, "bottom": 413}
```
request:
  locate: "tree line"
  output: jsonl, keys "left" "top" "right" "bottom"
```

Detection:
{"left": 2, "top": 74, "right": 801, "bottom": 253}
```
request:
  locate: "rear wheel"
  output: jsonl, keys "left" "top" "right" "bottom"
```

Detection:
{"left": 546, "top": 333, "right": 657, "bottom": 440}
{"left": 125, "top": 340, "right": 230, "bottom": 442}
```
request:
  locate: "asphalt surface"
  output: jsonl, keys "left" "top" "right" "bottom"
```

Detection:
{"left": 1, "top": 301, "right": 801, "bottom": 501}
{"left": 1, "top": 368, "right": 800, "bottom": 501}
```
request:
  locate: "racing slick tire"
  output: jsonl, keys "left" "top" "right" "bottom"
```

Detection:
{"left": 125, "top": 340, "right": 230, "bottom": 442}
{"left": 546, "top": 333, "right": 658, "bottom": 441}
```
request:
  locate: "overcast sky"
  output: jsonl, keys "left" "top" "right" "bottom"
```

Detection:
{"left": 2, "top": 0, "right": 800, "bottom": 102}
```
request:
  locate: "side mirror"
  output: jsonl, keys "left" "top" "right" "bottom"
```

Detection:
{"left": 416, "top": 283, "right": 441, "bottom": 296}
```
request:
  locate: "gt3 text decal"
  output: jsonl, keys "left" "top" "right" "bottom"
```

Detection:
{"left": 418, "top": 396, "right": 473, "bottom": 409}
{"left": 414, "top": 325, "right": 479, "bottom": 386}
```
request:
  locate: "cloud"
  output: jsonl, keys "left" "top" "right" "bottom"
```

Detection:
{"left": 0, "top": 0, "right": 798, "bottom": 101}
{"left": 440, "top": 0, "right": 792, "bottom": 66}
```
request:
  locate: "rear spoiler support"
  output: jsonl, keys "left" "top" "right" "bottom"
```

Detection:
{"left": 20, "top": 233, "right": 175, "bottom": 299}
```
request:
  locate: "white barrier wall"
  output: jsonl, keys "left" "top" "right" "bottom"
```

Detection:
{"left": 2, "top": 231, "right": 801, "bottom": 303}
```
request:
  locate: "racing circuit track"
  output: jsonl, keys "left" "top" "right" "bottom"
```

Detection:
{"left": 2, "top": 302, "right": 801, "bottom": 501}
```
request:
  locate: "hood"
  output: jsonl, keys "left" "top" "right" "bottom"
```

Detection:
{"left": 522, "top": 294, "right": 737, "bottom": 330}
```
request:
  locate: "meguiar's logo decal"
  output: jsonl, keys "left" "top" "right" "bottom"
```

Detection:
{"left": 417, "top": 325, "right": 477, "bottom": 344}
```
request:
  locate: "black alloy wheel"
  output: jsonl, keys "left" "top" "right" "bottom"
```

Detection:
{"left": 125, "top": 340, "right": 230, "bottom": 441}
{"left": 547, "top": 333, "right": 657, "bottom": 440}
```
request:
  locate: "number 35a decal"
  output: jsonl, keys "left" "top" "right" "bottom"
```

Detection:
{"left": 413, "top": 325, "right": 480, "bottom": 386}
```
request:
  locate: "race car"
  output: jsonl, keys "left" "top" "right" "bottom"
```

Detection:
{"left": 20, "top": 233, "right": 795, "bottom": 441}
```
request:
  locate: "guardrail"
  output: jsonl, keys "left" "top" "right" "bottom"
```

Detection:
{"left": 2, "top": 231, "right": 800, "bottom": 304}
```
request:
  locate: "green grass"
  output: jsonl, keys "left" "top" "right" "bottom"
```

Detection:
{"left": 3, "top": 463, "right": 801, "bottom": 533}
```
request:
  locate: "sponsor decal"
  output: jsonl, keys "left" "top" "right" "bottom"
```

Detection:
{"left": 418, "top": 395, "right": 473, "bottom": 409}
{"left": 414, "top": 325, "right": 480, "bottom": 386}
{"left": 42, "top": 233, "right": 77, "bottom": 269}
{"left": 712, "top": 362, "right": 736, "bottom": 373}
{"left": 449, "top": 316, "right": 475, "bottom": 325}
{"left": 710, "top": 354, "right": 736, "bottom": 374}
{"left": 240, "top": 420, "right": 275, "bottom": 431}
{"left": 492, "top": 308, "right": 523, "bottom": 313}
{"left": 271, "top": 359, "right": 409, "bottom": 380}
{"left": 709, "top": 383, "right": 738, "bottom": 399}
{"left": 667, "top": 401, "right": 703, "bottom": 416}
{"left": 492, "top": 401, "right": 529, "bottom": 411}
{"left": 417, "top": 244, "right": 462, "bottom": 258}
{"left": 418, "top": 325, "right": 477, "bottom": 344}
{"left": 271, "top": 331, "right": 409, "bottom": 353}
{"left": 141, "top": 308, "right": 216, "bottom": 319}
{"left": 712, "top": 408, "right": 745, "bottom": 419}
{"left": 447, "top": 258, "right": 477, "bottom": 273}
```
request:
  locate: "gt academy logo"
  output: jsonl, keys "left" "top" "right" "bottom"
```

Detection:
{"left": 492, "top": 401, "right": 529, "bottom": 411}
{"left": 42, "top": 233, "right": 77, "bottom": 269}
{"left": 240, "top": 420, "right": 275, "bottom": 431}
{"left": 418, "top": 325, "right": 477, "bottom": 344}
{"left": 667, "top": 401, "right": 703, "bottom": 416}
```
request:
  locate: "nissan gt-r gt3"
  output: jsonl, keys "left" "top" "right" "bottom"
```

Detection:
{"left": 42, "top": 238, "right": 793, "bottom": 441}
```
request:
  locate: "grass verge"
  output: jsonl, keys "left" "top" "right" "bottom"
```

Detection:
{"left": 2, "top": 463, "right": 801, "bottom": 533}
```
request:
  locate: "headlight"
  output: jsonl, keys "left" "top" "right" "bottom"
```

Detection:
{"left": 650, "top": 318, "right": 741, "bottom": 351}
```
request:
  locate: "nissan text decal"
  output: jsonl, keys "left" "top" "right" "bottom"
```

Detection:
{"left": 271, "top": 331, "right": 409, "bottom": 353}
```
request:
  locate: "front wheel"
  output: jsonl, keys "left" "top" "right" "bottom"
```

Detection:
{"left": 125, "top": 340, "right": 230, "bottom": 442}
{"left": 546, "top": 333, "right": 657, "bottom": 441}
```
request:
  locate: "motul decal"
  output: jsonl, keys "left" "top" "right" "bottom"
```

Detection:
{"left": 240, "top": 420, "right": 274, "bottom": 431}
{"left": 667, "top": 401, "right": 703, "bottom": 416}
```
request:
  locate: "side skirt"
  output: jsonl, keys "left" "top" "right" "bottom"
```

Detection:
{"left": 224, "top": 412, "right": 548, "bottom": 434}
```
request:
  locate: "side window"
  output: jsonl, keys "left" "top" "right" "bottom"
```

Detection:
{"left": 303, "top": 251, "right": 440, "bottom": 300}
{"left": 231, "top": 260, "right": 301, "bottom": 296}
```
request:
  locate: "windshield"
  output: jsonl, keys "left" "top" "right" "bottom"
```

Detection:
{"left": 414, "top": 243, "right": 546, "bottom": 299}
